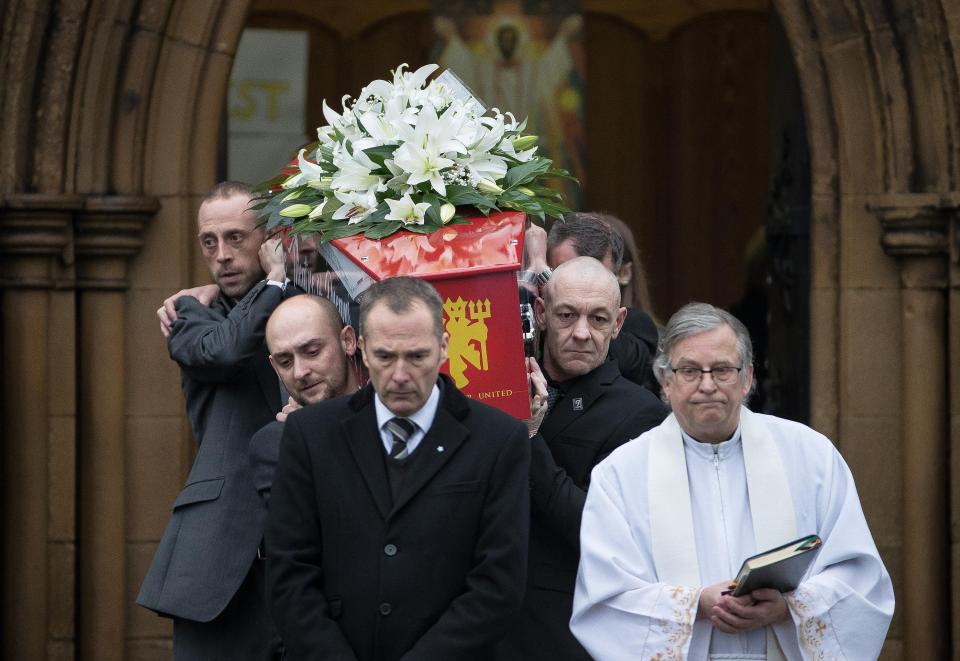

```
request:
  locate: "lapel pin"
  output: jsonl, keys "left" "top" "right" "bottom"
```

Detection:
{"left": 572, "top": 397, "right": 583, "bottom": 411}
{"left": 437, "top": 445, "right": 445, "bottom": 452}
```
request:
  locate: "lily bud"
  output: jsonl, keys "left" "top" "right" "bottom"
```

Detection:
{"left": 516, "top": 186, "right": 535, "bottom": 196}
{"left": 477, "top": 178, "right": 504, "bottom": 195}
{"left": 440, "top": 203, "right": 456, "bottom": 224}
{"left": 308, "top": 201, "right": 326, "bottom": 219}
{"left": 511, "top": 135, "right": 538, "bottom": 151}
{"left": 311, "top": 176, "right": 333, "bottom": 191}
{"left": 279, "top": 203, "right": 312, "bottom": 218}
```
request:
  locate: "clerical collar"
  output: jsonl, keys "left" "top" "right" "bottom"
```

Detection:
{"left": 680, "top": 424, "right": 742, "bottom": 461}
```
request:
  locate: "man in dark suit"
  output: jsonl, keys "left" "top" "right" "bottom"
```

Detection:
{"left": 267, "top": 276, "right": 531, "bottom": 661}
{"left": 496, "top": 257, "right": 667, "bottom": 660}
{"left": 249, "top": 294, "right": 359, "bottom": 504}
{"left": 137, "top": 181, "right": 290, "bottom": 660}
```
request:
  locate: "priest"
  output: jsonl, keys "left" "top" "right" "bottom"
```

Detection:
{"left": 570, "top": 302, "right": 894, "bottom": 660}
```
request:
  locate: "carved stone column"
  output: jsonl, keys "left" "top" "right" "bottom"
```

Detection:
{"left": 0, "top": 193, "right": 80, "bottom": 660}
{"left": 74, "top": 195, "right": 158, "bottom": 661}
{"left": 873, "top": 193, "right": 950, "bottom": 660}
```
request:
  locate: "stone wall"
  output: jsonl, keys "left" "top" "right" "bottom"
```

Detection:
{"left": 2, "top": 1, "right": 959, "bottom": 658}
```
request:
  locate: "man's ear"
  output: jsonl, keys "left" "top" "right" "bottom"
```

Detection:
{"left": 267, "top": 354, "right": 281, "bottom": 377}
{"left": 617, "top": 261, "right": 633, "bottom": 287}
{"left": 533, "top": 297, "right": 548, "bottom": 331}
{"left": 611, "top": 306, "right": 628, "bottom": 339}
{"left": 341, "top": 325, "right": 357, "bottom": 356}
{"left": 357, "top": 335, "right": 370, "bottom": 368}
{"left": 742, "top": 363, "right": 755, "bottom": 397}
{"left": 439, "top": 331, "right": 449, "bottom": 363}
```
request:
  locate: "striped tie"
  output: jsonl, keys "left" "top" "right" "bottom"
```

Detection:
{"left": 385, "top": 417, "right": 416, "bottom": 460}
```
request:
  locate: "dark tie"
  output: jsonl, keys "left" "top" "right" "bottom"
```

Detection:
{"left": 546, "top": 384, "right": 561, "bottom": 411}
{"left": 385, "top": 417, "right": 416, "bottom": 460}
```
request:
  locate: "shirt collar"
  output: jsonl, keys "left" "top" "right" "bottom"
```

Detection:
{"left": 374, "top": 382, "right": 441, "bottom": 434}
{"left": 680, "top": 423, "right": 743, "bottom": 460}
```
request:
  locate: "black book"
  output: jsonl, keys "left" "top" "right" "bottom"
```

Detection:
{"left": 730, "top": 534, "right": 823, "bottom": 597}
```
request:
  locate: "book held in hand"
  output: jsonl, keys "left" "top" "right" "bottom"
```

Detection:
{"left": 730, "top": 534, "right": 823, "bottom": 597}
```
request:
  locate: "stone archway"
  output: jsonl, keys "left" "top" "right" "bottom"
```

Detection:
{"left": 772, "top": 1, "right": 959, "bottom": 658}
{"left": 0, "top": 2, "right": 253, "bottom": 659}
{"left": 2, "top": 1, "right": 959, "bottom": 658}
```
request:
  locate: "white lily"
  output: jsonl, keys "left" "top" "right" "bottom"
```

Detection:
{"left": 393, "top": 141, "right": 453, "bottom": 196}
{"left": 332, "top": 189, "right": 379, "bottom": 224}
{"left": 440, "top": 203, "right": 456, "bottom": 224}
{"left": 396, "top": 63, "right": 438, "bottom": 95}
{"left": 472, "top": 114, "right": 507, "bottom": 153}
{"left": 357, "top": 95, "right": 414, "bottom": 145}
{"left": 457, "top": 152, "right": 507, "bottom": 182}
{"left": 296, "top": 149, "right": 328, "bottom": 189}
{"left": 477, "top": 178, "right": 504, "bottom": 195}
{"left": 317, "top": 125, "right": 337, "bottom": 146}
{"left": 331, "top": 148, "right": 383, "bottom": 193}
{"left": 393, "top": 101, "right": 467, "bottom": 157}
{"left": 308, "top": 198, "right": 327, "bottom": 219}
{"left": 498, "top": 137, "right": 538, "bottom": 163}
{"left": 385, "top": 192, "right": 431, "bottom": 226}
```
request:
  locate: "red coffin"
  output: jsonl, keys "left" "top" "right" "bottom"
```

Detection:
{"left": 318, "top": 211, "right": 530, "bottom": 420}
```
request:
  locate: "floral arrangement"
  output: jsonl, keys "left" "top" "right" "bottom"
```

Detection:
{"left": 253, "top": 63, "right": 574, "bottom": 242}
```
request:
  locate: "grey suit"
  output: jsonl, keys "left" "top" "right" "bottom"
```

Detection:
{"left": 249, "top": 420, "right": 284, "bottom": 505}
{"left": 137, "top": 280, "right": 287, "bottom": 660}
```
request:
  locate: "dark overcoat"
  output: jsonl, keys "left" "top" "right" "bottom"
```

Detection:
{"left": 267, "top": 375, "right": 531, "bottom": 661}
{"left": 496, "top": 358, "right": 667, "bottom": 660}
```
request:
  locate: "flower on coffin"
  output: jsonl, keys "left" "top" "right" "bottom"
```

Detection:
{"left": 331, "top": 148, "right": 383, "bottom": 193}
{"left": 333, "top": 189, "right": 378, "bottom": 224}
{"left": 385, "top": 193, "right": 432, "bottom": 226}
{"left": 252, "top": 62, "right": 577, "bottom": 242}
{"left": 392, "top": 142, "right": 454, "bottom": 197}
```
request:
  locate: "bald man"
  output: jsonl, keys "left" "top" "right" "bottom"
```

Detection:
{"left": 249, "top": 295, "right": 360, "bottom": 504}
{"left": 496, "top": 257, "right": 667, "bottom": 661}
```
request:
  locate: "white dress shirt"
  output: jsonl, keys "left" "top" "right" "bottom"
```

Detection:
{"left": 373, "top": 383, "right": 440, "bottom": 457}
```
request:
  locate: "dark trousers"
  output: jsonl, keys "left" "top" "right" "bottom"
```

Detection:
{"left": 495, "top": 587, "right": 592, "bottom": 661}
{"left": 173, "top": 560, "right": 281, "bottom": 661}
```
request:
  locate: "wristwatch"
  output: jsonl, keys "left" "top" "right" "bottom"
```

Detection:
{"left": 518, "top": 267, "right": 553, "bottom": 288}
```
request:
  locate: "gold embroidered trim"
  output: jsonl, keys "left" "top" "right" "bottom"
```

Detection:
{"left": 786, "top": 586, "right": 830, "bottom": 660}
{"left": 648, "top": 585, "right": 698, "bottom": 660}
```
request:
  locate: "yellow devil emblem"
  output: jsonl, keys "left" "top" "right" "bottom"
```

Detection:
{"left": 443, "top": 297, "right": 492, "bottom": 388}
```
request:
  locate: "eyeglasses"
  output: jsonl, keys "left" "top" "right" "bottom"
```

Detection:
{"left": 670, "top": 365, "right": 742, "bottom": 385}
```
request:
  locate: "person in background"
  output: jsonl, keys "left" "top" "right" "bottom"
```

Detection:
{"left": 599, "top": 212, "right": 656, "bottom": 318}
{"left": 524, "top": 212, "right": 660, "bottom": 393}
{"left": 249, "top": 294, "right": 359, "bottom": 505}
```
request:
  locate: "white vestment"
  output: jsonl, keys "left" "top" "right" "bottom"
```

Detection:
{"left": 570, "top": 408, "right": 894, "bottom": 660}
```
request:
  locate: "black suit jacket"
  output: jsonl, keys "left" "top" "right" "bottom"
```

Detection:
{"left": 608, "top": 307, "right": 660, "bottom": 394}
{"left": 496, "top": 359, "right": 667, "bottom": 660}
{"left": 138, "top": 281, "right": 289, "bottom": 621}
{"left": 267, "top": 374, "right": 531, "bottom": 661}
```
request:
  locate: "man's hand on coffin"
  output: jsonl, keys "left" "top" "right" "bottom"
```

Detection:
{"left": 709, "top": 586, "right": 789, "bottom": 633}
{"left": 523, "top": 223, "right": 549, "bottom": 273}
{"left": 157, "top": 284, "right": 220, "bottom": 337}
{"left": 525, "top": 357, "right": 548, "bottom": 437}
{"left": 276, "top": 396, "right": 302, "bottom": 423}
{"left": 259, "top": 237, "right": 286, "bottom": 283}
